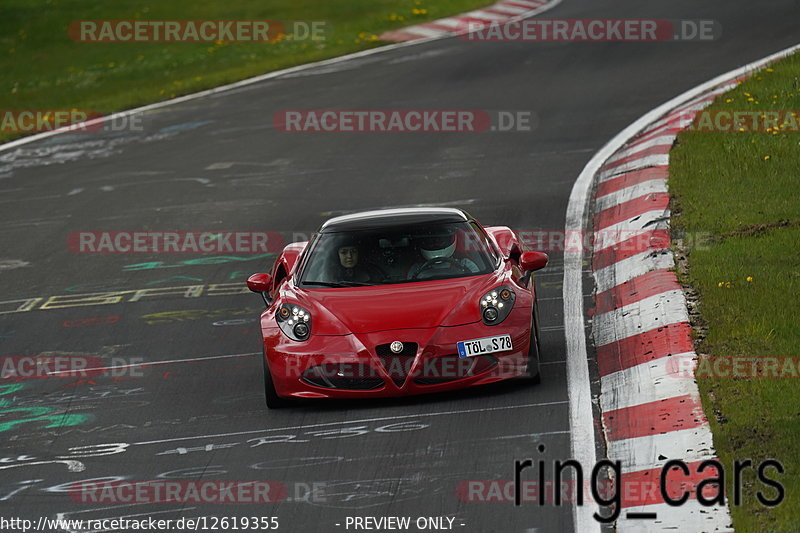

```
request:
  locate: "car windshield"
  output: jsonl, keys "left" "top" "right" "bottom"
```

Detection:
{"left": 298, "top": 221, "right": 499, "bottom": 287}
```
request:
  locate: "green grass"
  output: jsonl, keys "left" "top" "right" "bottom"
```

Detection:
{"left": 670, "top": 52, "right": 800, "bottom": 532}
{"left": 0, "top": 0, "right": 493, "bottom": 143}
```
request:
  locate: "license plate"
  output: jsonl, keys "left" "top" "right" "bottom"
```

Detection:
{"left": 457, "top": 334, "right": 513, "bottom": 358}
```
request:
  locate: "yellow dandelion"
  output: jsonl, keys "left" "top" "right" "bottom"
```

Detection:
{"left": 717, "top": 282, "right": 724, "bottom": 287}
{"left": 746, "top": 276, "right": 753, "bottom": 282}
{"left": 764, "top": 155, "right": 770, "bottom": 160}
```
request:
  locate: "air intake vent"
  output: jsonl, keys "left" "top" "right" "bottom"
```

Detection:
{"left": 302, "top": 364, "right": 384, "bottom": 390}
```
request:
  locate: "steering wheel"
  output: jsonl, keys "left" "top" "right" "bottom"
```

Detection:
{"left": 364, "top": 261, "right": 388, "bottom": 281}
{"left": 411, "top": 257, "right": 469, "bottom": 280}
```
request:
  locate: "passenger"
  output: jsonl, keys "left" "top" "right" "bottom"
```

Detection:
{"left": 334, "top": 243, "right": 381, "bottom": 283}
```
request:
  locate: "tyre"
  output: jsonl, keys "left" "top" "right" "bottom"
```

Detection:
{"left": 526, "top": 298, "right": 542, "bottom": 384}
{"left": 263, "top": 354, "right": 290, "bottom": 408}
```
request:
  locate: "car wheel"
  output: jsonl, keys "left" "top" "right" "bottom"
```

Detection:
{"left": 527, "top": 298, "right": 542, "bottom": 384}
{"left": 263, "top": 354, "right": 290, "bottom": 409}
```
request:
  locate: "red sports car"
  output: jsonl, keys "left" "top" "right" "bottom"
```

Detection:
{"left": 246, "top": 207, "right": 548, "bottom": 408}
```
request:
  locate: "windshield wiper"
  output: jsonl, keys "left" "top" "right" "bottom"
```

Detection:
{"left": 302, "top": 280, "right": 373, "bottom": 287}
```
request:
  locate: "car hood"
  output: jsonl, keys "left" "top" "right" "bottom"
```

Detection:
{"left": 284, "top": 273, "right": 509, "bottom": 335}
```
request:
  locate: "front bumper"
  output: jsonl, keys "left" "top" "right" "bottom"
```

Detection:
{"left": 262, "top": 306, "right": 533, "bottom": 399}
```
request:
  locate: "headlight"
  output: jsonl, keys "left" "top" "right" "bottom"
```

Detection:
{"left": 276, "top": 304, "right": 312, "bottom": 341}
{"left": 480, "top": 285, "right": 515, "bottom": 325}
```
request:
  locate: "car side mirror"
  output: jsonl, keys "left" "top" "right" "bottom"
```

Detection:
{"left": 519, "top": 251, "right": 548, "bottom": 272}
{"left": 247, "top": 273, "right": 273, "bottom": 306}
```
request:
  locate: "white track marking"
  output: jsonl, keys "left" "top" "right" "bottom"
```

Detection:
{"left": 599, "top": 352, "right": 698, "bottom": 410}
{"left": 593, "top": 251, "right": 675, "bottom": 294}
{"left": 616, "top": 502, "right": 732, "bottom": 532}
{"left": 608, "top": 133, "right": 676, "bottom": 158}
{"left": 607, "top": 425, "right": 716, "bottom": 472}
{"left": 506, "top": 0, "right": 547, "bottom": 5}
{"left": 402, "top": 26, "right": 450, "bottom": 38}
{"left": 592, "top": 290, "right": 688, "bottom": 346}
{"left": 598, "top": 154, "right": 670, "bottom": 181}
{"left": 563, "top": 91, "right": 604, "bottom": 533}
{"left": 465, "top": 10, "right": 510, "bottom": 19}
{"left": 0, "top": 459, "right": 85, "bottom": 472}
{"left": 425, "top": 18, "right": 462, "bottom": 28}
{"left": 594, "top": 180, "right": 669, "bottom": 211}
{"left": 593, "top": 209, "right": 670, "bottom": 252}
{"left": 45, "top": 351, "right": 259, "bottom": 376}
{"left": 605, "top": 137, "right": 674, "bottom": 164}
{"left": 488, "top": 4, "right": 530, "bottom": 14}
{"left": 638, "top": 101, "right": 715, "bottom": 135}
{"left": 131, "top": 401, "right": 570, "bottom": 446}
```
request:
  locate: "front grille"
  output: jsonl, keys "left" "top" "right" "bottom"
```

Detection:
{"left": 376, "top": 342, "right": 417, "bottom": 357}
{"left": 376, "top": 342, "right": 417, "bottom": 387}
{"left": 302, "top": 364, "right": 384, "bottom": 390}
{"left": 414, "top": 355, "right": 498, "bottom": 385}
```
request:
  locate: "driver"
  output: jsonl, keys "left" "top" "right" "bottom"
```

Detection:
{"left": 407, "top": 227, "right": 480, "bottom": 280}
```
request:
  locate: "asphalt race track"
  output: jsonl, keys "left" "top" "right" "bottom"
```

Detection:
{"left": 1, "top": 0, "right": 798, "bottom": 531}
